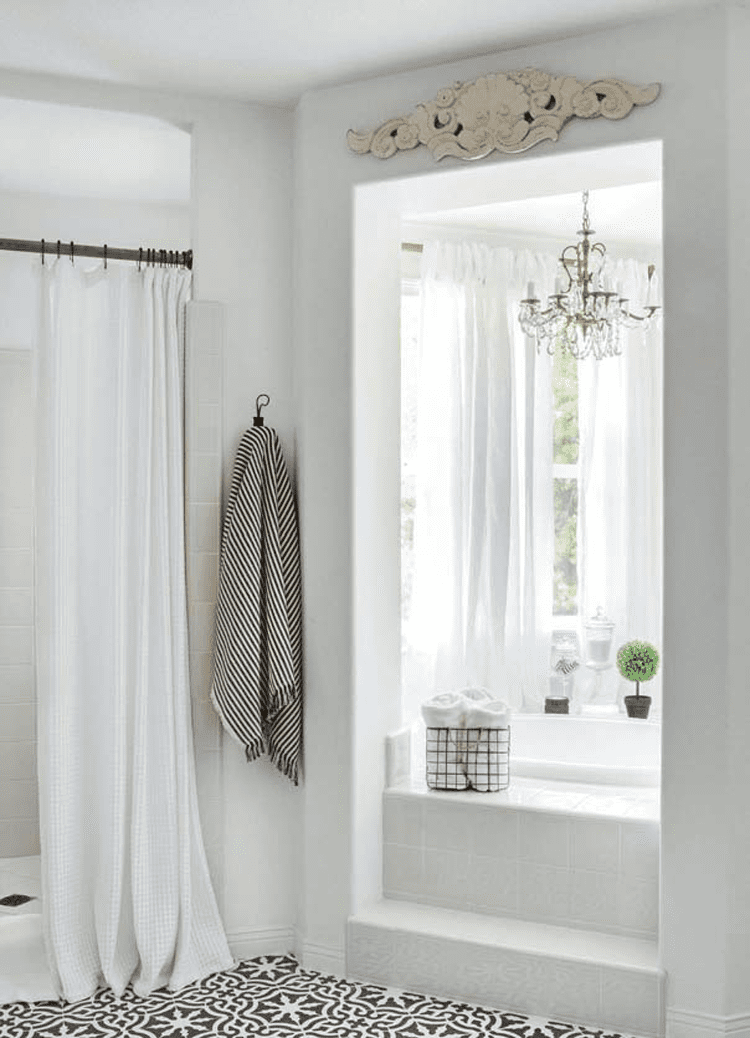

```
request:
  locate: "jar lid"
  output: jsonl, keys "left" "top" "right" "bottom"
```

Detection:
{"left": 585, "top": 605, "right": 614, "bottom": 631}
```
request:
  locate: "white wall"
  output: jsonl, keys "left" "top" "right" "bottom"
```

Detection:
{"left": 725, "top": 2, "right": 750, "bottom": 1020}
{"left": 190, "top": 102, "right": 299, "bottom": 955}
{"left": 294, "top": 5, "right": 749, "bottom": 1030}
{"left": 0, "top": 189, "right": 190, "bottom": 860}
{"left": 0, "top": 72, "right": 298, "bottom": 955}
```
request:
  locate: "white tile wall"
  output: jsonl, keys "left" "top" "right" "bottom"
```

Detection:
{"left": 185, "top": 301, "right": 225, "bottom": 915}
{"left": 569, "top": 869, "right": 619, "bottom": 928}
{"left": 599, "top": 965, "right": 663, "bottom": 1034}
{"left": 519, "top": 812, "right": 570, "bottom": 867}
{"left": 383, "top": 843, "right": 423, "bottom": 899}
{"left": 517, "top": 862, "right": 571, "bottom": 925}
{"left": 0, "top": 552, "right": 32, "bottom": 586}
{"left": 422, "top": 848, "right": 471, "bottom": 906}
{"left": 0, "top": 350, "right": 38, "bottom": 859}
{"left": 383, "top": 790, "right": 660, "bottom": 938}
{"left": 468, "top": 854, "right": 517, "bottom": 914}
{"left": 470, "top": 806, "right": 519, "bottom": 859}
{"left": 571, "top": 816, "right": 620, "bottom": 872}
{"left": 424, "top": 799, "right": 472, "bottom": 851}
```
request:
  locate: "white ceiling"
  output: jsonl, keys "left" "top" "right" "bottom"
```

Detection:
{"left": 0, "top": 98, "right": 191, "bottom": 203}
{"left": 0, "top": 0, "right": 723, "bottom": 107}
{"left": 413, "top": 182, "right": 662, "bottom": 247}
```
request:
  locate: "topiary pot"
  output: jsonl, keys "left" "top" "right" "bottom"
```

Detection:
{"left": 624, "top": 694, "right": 651, "bottom": 719}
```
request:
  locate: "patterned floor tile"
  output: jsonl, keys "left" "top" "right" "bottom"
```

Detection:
{"left": 0, "top": 954, "right": 640, "bottom": 1038}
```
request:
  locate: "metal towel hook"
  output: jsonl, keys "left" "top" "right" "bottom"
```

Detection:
{"left": 253, "top": 394, "right": 270, "bottom": 427}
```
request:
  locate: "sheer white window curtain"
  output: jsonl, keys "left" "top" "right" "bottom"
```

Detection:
{"left": 34, "top": 259, "right": 233, "bottom": 1002}
{"left": 578, "top": 259, "right": 663, "bottom": 710}
{"left": 403, "top": 241, "right": 662, "bottom": 721}
{"left": 403, "top": 241, "right": 556, "bottom": 719}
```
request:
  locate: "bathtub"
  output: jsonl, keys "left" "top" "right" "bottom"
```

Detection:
{"left": 510, "top": 714, "right": 661, "bottom": 787}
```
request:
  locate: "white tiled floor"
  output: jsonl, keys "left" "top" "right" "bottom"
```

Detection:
{"left": 0, "top": 854, "right": 56, "bottom": 1005}
{"left": 0, "top": 854, "right": 41, "bottom": 914}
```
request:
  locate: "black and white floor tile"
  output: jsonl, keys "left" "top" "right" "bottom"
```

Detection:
{"left": 0, "top": 954, "right": 636, "bottom": 1038}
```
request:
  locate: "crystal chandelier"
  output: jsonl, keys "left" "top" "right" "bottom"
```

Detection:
{"left": 518, "top": 190, "right": 661, "bottom": 360}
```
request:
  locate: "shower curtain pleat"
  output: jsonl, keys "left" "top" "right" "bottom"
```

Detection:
{"left": 34, "top": 259, "right": 233, "bottom": 1003}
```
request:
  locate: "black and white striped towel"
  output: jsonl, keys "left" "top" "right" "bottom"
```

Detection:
{"left": 211, "top": 426, "right": 303, "bottom": 784}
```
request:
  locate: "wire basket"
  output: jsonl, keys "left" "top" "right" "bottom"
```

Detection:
{"left": 425, "top": 726, "right": 510, "bottom": 792}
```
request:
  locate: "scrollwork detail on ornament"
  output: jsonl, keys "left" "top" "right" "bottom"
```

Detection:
{"left": 346, "top": 69, "right": 660, "bottom": 161}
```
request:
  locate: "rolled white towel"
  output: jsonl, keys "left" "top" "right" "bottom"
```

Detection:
{"left": 459, "top": 686, "right": 493, "bottom": 704}
{"left": 463, "top": 700, "right": 511, "bottom": 792}
{"left": 463, "top": 699, "right": 510, "bottom": 729}
{"left": 421, "top": 691, "right": 466, "bottom": 729}
{"left": 423, "top": 692, "right": 469, "bottom": 790}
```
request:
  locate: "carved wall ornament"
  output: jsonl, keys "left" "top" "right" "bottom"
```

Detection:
{"left": 346, "top": 69, "right": 660, "bottom": 162}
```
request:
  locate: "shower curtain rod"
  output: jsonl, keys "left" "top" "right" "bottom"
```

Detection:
{"left": 0, "top": 236, "right": 193, "bottom": 270}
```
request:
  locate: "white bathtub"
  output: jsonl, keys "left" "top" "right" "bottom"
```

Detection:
{"left": 510, "top": 714, "right": 661, "bottom": 787}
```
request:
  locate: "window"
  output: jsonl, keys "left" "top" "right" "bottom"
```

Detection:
{"left": 399, "top": 233, "right": 663, "bottom": 719}
{"left": 551, "top": 343, "right": 579, "bottom": 626}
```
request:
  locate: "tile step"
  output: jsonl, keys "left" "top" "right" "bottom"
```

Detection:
{"left": 348, "top": 898, "right": 663, "bottom": 1036}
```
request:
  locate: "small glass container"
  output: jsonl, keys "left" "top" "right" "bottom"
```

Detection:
{"left": 548, "top": 631, "right": 580, "bottom": 703}
{"left": 583, "top": 606, "right": 615, "bottom": 669}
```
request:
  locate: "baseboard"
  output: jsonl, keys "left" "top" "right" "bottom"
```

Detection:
{"left": 298, "top": 940, "right": 347, "bottom": 977}
{"left": 667, "top": 1008, "right": 750, "bottom": 1038}
{"left": 226, "top": 925, "right": 296, "bottom": 961}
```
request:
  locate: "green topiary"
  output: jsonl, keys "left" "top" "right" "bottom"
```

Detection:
{"left": 616, "top": 640, "right": 660, "bottom": 697}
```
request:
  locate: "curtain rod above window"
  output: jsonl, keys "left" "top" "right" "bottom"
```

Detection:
{"left": 0, "top": 236, "right": 193, "bottom": 269}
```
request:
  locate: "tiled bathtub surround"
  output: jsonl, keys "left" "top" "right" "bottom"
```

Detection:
{"left": 0, "top": 350, "right": 38, "bottom": 859}
{"left": 348, "top": 902, "right": 662, "bottom": 1038}
{"left": 348, "top": 779, "right": 662, "bottom": 1035}
{"left": 383, "top": 788, "right": 659, "bottom": 939}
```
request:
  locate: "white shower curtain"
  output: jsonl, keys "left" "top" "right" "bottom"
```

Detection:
{"left": 34, "top": 259, "right": 233, "bottom": 1002}
{"left": 403, "top": 242, "right": 557, "bottom": 718}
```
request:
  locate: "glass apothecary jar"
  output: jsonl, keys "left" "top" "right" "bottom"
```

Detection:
{"left": 583, "top": 606, "right": 615, "bottom": 669}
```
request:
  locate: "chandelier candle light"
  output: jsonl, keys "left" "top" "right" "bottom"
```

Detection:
{"left": 518, "top": 190, "right": 661, "bottom": 360}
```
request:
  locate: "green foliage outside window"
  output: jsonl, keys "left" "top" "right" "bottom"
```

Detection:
{"left": 552, "top": 345, "right": 579, "bottom": 614}
{"left": 554, "top": 478, "right": 577, "bottom": 615}
{"left": 552, "top": 343, "right": 579, "bottom": 465}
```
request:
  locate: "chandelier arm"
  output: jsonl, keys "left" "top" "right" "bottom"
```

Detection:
{"left": 560, "top": 244, "right": 577, "bottom": 292}
{"left": 622, "top": 305, "right": 661, "bottom": 321}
